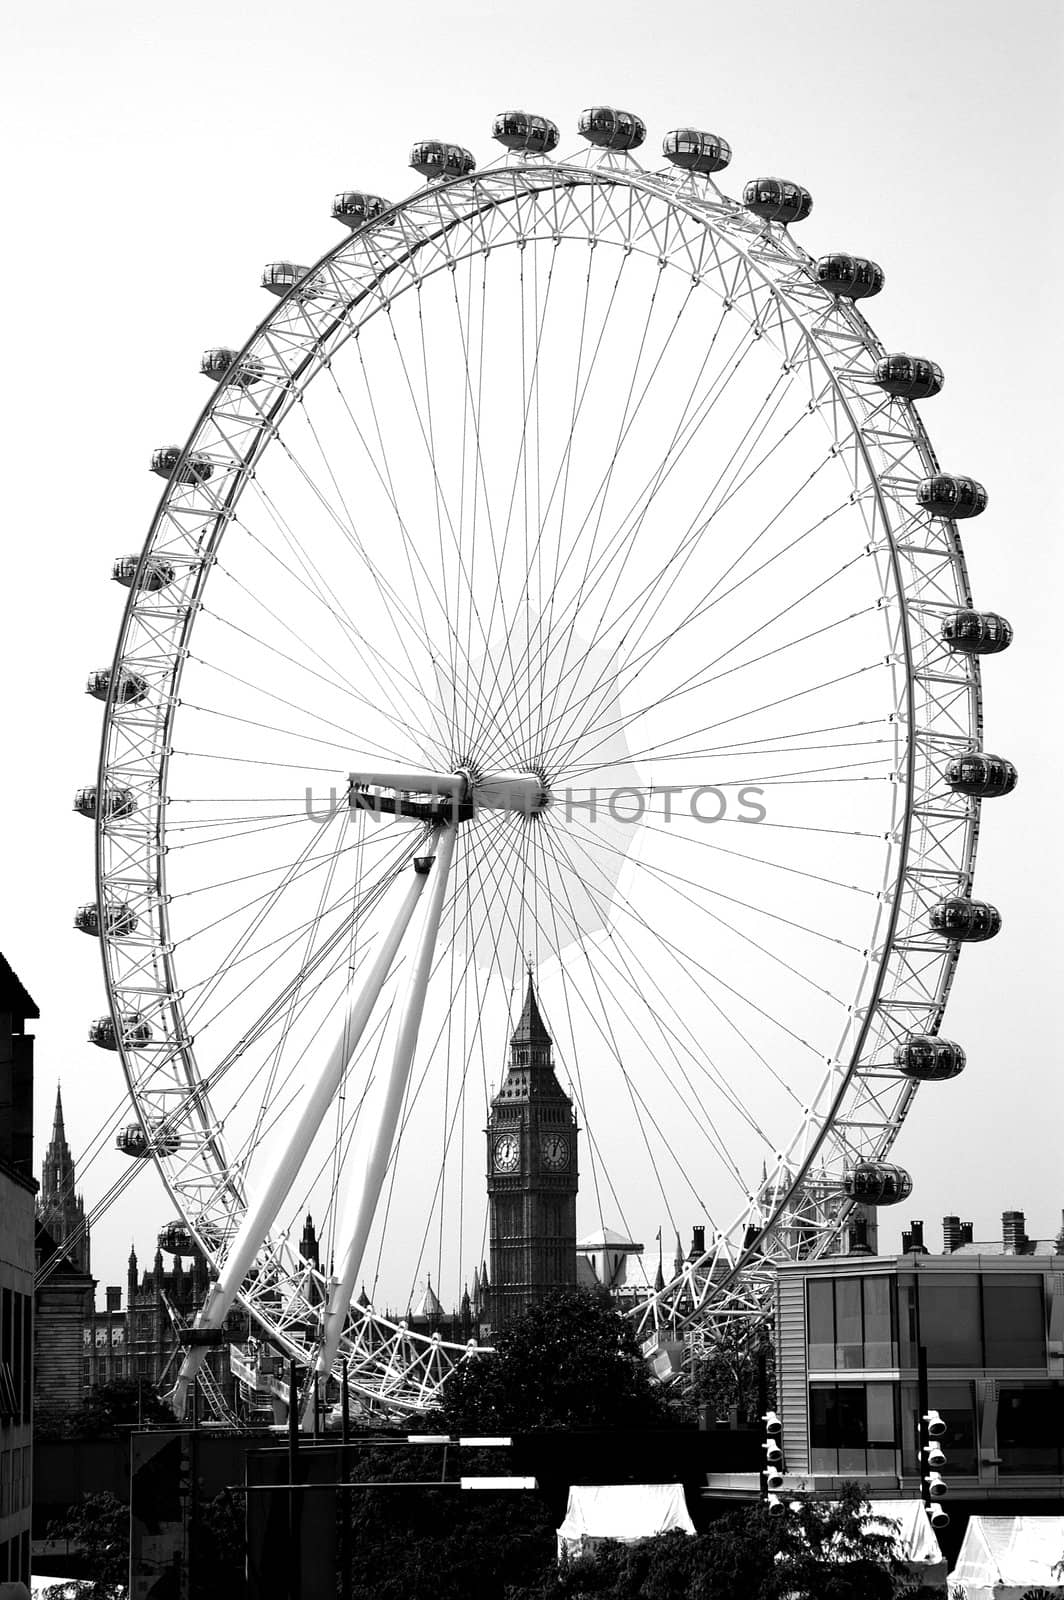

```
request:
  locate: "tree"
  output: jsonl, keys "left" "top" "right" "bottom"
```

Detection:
{"left": 336, "top": 1443, "right": 556, "bottom": 1600}
{"left": 688, "top": 1320, "right": 776, "bottom": 1424}
{"left": 44, "top": 1491, "right": 127, "bottom": 1600}
{"left": 439, "top": 1286, "right": 670, "bottom": 1432}
{"left": 55, "top": 1378, "right": 176, "bottom": 1438}
{"left": 508, "top": 1484, "right": 915, "bottom": 1600}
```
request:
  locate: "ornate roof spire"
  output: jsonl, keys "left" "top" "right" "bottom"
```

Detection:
{"left": 510, "top": 970, "right": 551, "bottom": 1051}
{"left": 52, "top": 1083, "right": 66, "bottom": 1145}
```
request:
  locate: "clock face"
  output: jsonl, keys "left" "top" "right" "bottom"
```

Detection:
{"left": 493, "top": 1134, "right": 519, "bottom": 1173}
{"left": 540, "top": 1134, "right": 570, "bottom": 1170}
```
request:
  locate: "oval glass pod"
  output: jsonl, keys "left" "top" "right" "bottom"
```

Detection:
{"left": 112, "top": 554, "right": 176, "bottom": 592}
{"left": 491, "top": 111, "right": 559, "bottom": 155}
{"left": 89, "top": 1013, "right": 152, "bottom": 1050}
{"left": 577, "top": 106, "right": 647, "bottom": 151}
{"left": 86, "top": 668, "right": 148, "bottom": 705}
{"left": 894, "top": 1036, "right": 966, "bottom": 1081}
{"left": 662, "top": 128, "right": 731, "bottom": 174}
{"left": 261, "top": 262, "right": 311, "bottom": 296}
{"left": 117, "top": 1123, "right": 180, "bottom": 1158}
{"left": 74, "top": 902, "right": 138, "bottom": 938}
{"left": 942, "top": 610, "right": 1012, "bottom": 655}
{"left": 945, "top": 751, "right": 1018, "bottom": 798}
{"left": 331, "top": 191, "right": 390, "bottom": 228}
{"left": 73, "top": 786, "right": 137, "bottom": 821}
{"left": 814, "top": 253, "right": 884, "bottom": 299}
{"left": 918, "top": 474, "right": 987, "bottom": 518}
{"left": 743, "top": 177, "right": 812, "bottom": 223}
{"left": 151, "top": 447, "right": 214, "bottom": 484}
{"left": 158, "top": 1220, "right": 195, "bottom": 1255}
{"left": 874, "top": 353, "right": 944, "bottom": 399}
{"left": 929, "top": 897, "right": 1002, "bottom": 941}
{"left": 409, "top": 142, "right": 476, "bottom": 179}
{"left": 843, "top": 1162, "right": 913, "bottom": 1205}
{"left": 200, "top": 347, "right": 266, "bottom": 386}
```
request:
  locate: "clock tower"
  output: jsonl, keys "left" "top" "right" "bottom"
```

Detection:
{"left": 486, "top": 975, "right": 578, "bottom": 1331}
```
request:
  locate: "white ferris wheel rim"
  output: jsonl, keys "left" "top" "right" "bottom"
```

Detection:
{"left": 92, "top": 138, "right": 981, "bottom": 1408}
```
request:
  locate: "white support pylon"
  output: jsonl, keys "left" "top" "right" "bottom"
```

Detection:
{"left": 313, "top": 822, "right": 457, "bottom": 1394}
{"left": 171, "top": 849, "right": 440, "bottom": 1417}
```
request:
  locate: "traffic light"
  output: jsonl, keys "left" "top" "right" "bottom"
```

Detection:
{"left": 762, "top": 1410, "right": 785, "bottom": 1495}
{"left": 921, "top": 1408, "right": 950, "bottom": 1529}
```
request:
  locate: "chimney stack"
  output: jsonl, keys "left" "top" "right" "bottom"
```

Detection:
{"left": 105, "top": 1285, "right": 121, "bottom": 1313}
{"left": 901, "top": 1220, "right": 926, "bottom": 1254}
{"left": 960, "top": 1221, "right": 974, "bottom": 1246}
{"left": 1002, "top": 1210, "right": 1028, "bottom": 1254}
{"left": 942, "top": 1216, "right": 962, "bottom": 1253}
{"left": 689, "top": 1225, "right": 706, "bottom": 1259}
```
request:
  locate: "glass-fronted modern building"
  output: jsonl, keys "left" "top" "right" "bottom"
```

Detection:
{"left": 774, "top": 1213, "right": 1064, "bottom": 1502}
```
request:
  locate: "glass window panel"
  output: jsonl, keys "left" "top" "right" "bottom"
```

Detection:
{"left": 810, "top": 1385, "right": 835, "bottom": 1446}
{"left": 897, "top": 1279, "right": 918, "bottom": 1367}
{"left": 998, "top": 1385, "right": 1063, "bottom": 1475}
{"left": 812, "top": 1384, "right": 858, "bottom": 1474}
{"left": 835, "top": 1386, "right": 867, "bottom": 1448}
{"left": 866, "top": 1384, "right": 897, "bottom": 1447}
{"left": 983, "top": 1275, "right": 1045, "bottom": 1367}
{"left": 863, "top": 1277, "right": 896, "bottom": 1367}
{"left": 919, "top": 1274, "right": 982, "bottom": 1366}
{"left": 928, "top": 1381, "right": 978, "bottom": 1476}
{"left": 808, "top": 1279, "right": 835, "bottom": 1369}
{"left": 836, "top": 1279, "right": 864, "bottom": 1370}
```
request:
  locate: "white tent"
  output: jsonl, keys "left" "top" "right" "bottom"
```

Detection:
{"left": 863, "top": 1501, "right": 948, "bottom": 1589}
{"left": 557, "top": 1483, "right": 695, "bottom": 1560}
{"left": 949, "top": 1515, "right": 1064, "bottom": 1600}
{"left": 779, "top": 1500, "right": 947, "bottom": 1590}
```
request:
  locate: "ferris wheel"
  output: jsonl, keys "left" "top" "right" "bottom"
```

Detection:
{"left": 80, "top": 106, "right": 1016, "bottom": 1416}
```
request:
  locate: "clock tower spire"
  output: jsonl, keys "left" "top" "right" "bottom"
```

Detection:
{"left": 486, "top": 975, "right": 578, "bottom": 1331}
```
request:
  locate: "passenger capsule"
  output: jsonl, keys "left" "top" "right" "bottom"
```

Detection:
{"left": 151, "top": 447, "right": 214, "bottom": 485}
{"left": 743, "top": 178, "right": 813, "bottom": 224}
{"left": 200, "top": 347, "right": 266, "bottom": 386}
{"left": 843, "top": 1161, "right": 913, "bottom": 1205}
{"left": 73, "top": 785, "right": 137, "bottom": 821}
{"left": 662, "top": 128, "right": 732, "bottom": 175}
{"left": 331, "top": 191, "right": 390, "bottom": 228}
{"left": 815, "top": 253, "right": 884, "bottom": 300}
{"left": 112, "top": 554, "right": 176, "bottom": 592}
{"left": 874, "top": 353, "right": 944, "bottom": 400}
{"left": 917, "top": 474, "right": 987, "bottom": 519}
{"left": 930, "top": 897, "right": 1002, "bottom": 942}
{"left": 942, "top": 610, "right": 1013, "bottom": 655}
{"left": 409, "top": 142, "right": 476, "bottom": 180}
{"left": 945, "top": 751, "right": 1018, "bottom": 798}
{"left": 158, "top": 1220, "right": 195, "bottom": 1255}
{"left": 261, "top": 262, "right": 311, "bottom": 297}
{"left": 577, "top": 107, "right": 647, "bottom": 151}
{"left": 74, "top": 902, "right": 138, "bottom": 938}
{"left": 89, "top": 1013, "right": 153, "bottom": 1050}
{"left": 116, "top": 1123, "right": 180, "bottom": 1159}
{"left": 894, "top": 1036, "right": 966, "bottom": 1082}
{"left": 86, "top": 668, "right": 148, "bottom": 705}
{"left": 492, "top": 111, "right": 559, "bottom": 155}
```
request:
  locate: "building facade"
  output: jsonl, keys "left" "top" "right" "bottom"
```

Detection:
{"left": 485, "top": 978, "right": 579, "bottom": 1331}
{"left": 0, "top": 954, "right": 38, "bottom": 1591}
{"left": 774, "top": 1210, "right": 1064, "bottom": 1505}
{"left": 33, "top": 1095, "right": 245, "bottom": 1414}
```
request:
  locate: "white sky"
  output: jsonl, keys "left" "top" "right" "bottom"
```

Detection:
{"left": 3, "top": 0, "right": 1061, "bottom": 1300}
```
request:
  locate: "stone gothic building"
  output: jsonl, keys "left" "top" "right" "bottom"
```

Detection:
{"left": 33, "top": 1092, "right": 246, "bottom": 1414}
